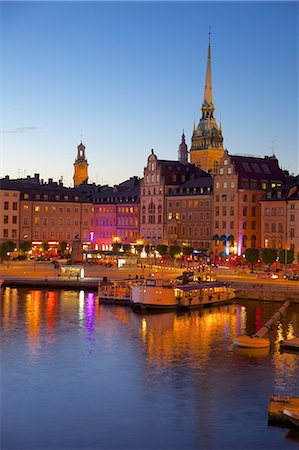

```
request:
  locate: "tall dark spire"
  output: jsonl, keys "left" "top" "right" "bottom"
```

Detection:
{"left": 202, "top": 27, "right": 214, "bottom": 120}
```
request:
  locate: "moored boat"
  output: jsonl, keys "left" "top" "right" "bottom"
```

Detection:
{"left": 131, "top": 278, "right": 235, "bottom": 312}
{"left": 283, "top": 409, "right": 299, "bottom": 427}
{"left": 280, "top": 337, "right": 299, "bottom": 351}
{"left": 98, "top": 279, "right": 133, "bottom": 305}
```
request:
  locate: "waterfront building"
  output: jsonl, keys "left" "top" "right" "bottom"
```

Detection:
{"left": 140, "top": 144, "right": 210, "bottom": 246}
{"left": 260, "top": 180, "right": 299, "bottom": 258}
{"left": 190, "top": 32, "right": 224, "bottom": 173}
{"left": 92, "top": 177, "right": 140, "bottom": 250}
{"left": 212, "top": 151, "right": 286, "bottom": 258}
{"left": 0, "top": 188, "right": 20, "bottom": 246}
{"left": 166, "top": 174, "right": 213, "bottom": 249}
{"left": 73, "top": 141, "right": 89, "bottom": 187}
{"left": 0, "top": 174, "right": 94, "bottom": 252}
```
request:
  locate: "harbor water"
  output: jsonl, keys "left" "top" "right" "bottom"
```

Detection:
{"left": 1, "top": 287, "right": 299, "bottom": 449}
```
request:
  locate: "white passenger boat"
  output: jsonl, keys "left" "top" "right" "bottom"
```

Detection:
{"left": 131, "top": 278, "right": 235, "bottom": 312}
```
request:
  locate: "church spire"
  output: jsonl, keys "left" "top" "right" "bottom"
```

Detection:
{"left": 204, "top": 26, "right": 213, "bottom": 106}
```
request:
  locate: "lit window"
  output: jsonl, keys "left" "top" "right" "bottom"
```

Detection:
{"left": 35, "top": 206, "right": 40, "bottom": 212}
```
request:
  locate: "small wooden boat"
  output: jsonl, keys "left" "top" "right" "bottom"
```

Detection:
{"left": 233, "top": 336, "right": 270, "bottom": 348}
{"left": 280, "top": 337, "right": 299, "bottom": 351}
{"left": 283, "top": 409, "right": 299, "bottom": 427}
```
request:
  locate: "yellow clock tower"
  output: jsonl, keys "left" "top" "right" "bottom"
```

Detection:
{"left": 190, "top": 30, "right": 224, "bottom": 173}
{"left": 73, "top": 141, "right": 89, "bottom": 187}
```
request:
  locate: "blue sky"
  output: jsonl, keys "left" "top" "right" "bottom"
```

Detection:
{"left": 1, "top": 1, "right": 298, "bottom": 186}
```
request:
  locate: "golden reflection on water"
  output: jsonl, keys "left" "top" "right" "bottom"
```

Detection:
{"left": 272, "top": 319, "right": 298, "bottom": 393}
{"left": 140, "top": 306, "right": 238, "bottom": 368}
{"left": 2, "top": 287, "right": 18, "bottom": 332}
{"left": 26, "top": 290, "right": 42, "bottom": 360}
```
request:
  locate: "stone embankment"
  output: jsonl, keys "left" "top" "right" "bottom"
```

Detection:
{"left": 231, "top": 281, "right": 299, "bottom": 302}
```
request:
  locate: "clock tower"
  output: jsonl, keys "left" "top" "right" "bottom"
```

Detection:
{"left": 73, "top": 141, "right": 89, "bottom": 187}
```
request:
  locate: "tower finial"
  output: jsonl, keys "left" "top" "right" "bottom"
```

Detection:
{"left": 208, "top": 26, "right": 211, "bottom": 46}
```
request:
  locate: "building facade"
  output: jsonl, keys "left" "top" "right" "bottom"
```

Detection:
{"left": 260, "top": 181, "right": 299, "bottom": 259}
{"left": 0, "top": 188, "right": 20, "bottom": 246}
{"left": 140, "top": 146, "right": 210, "bottom": 246}
{"left": 166, "top": 176, "right": 213, "bottom": 249}
{"left": 1, "top": 175, "right": 94, "bottom": 252}
{"left": 212, "top": 152, "right": 285, "bottom": 257}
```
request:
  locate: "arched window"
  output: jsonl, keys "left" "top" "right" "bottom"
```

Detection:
{"left": 242, "top": 235, "right": 247, "bottom": 247}
{"left": 251, "top": 235, "right": 256, "bottom": 248}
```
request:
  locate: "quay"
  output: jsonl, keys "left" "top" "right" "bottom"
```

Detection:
{"left": 1, "top": 277, "right": 99, "bottom": 291}
{"left": 231, "top": 281, "right": 299, "bottom": 302}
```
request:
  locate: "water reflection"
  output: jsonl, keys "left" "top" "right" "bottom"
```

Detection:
{"left": 25, "top": 290, "right": 42, "bottom": 360}
{"left": 139, "top": 305, "right": 238, "bottom": 368}
{"left": 1, "top": 288, "right": 299, "bottom": 450}
{"left": 272, "top": 320, "right": 298, "bottom": 394}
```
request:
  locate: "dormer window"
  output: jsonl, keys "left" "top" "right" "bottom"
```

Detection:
{"left": 224, "top": 159, "right": 228, "bottom": 165}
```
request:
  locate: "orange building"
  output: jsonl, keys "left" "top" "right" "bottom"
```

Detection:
{"left": 212, "top": 152, "right": 285, "bottom": 258}
{"left": 260, "top": 181, "right": 299, "bottom": 259}
{"left": 1, "top": 174, "right": 94, "bottom": 253}
{"left": 0, "top": 187, "right": 20, "bottom": 246}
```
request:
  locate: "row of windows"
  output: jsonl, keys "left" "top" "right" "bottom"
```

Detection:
{"left": 264, "top": 239, "right": 295, "bottom": 250}
{"left": 168, "top": 226, "right": 210, "bottom": 237}
{"left": 215, "top": 221, "right": 256, "bottom": 230}
{"left": 23, "top": 193, "right": 80, "bottom": 201}
{"left": 32, "top": 205, "right": 91, "bottom": 213}
{"left": 117, "top": 217, "right": 139, "bottom": 226}
{"left": 265, "top": 223, "right": 284, "bottom": 233}
{"left": 29, "top": 230, "right": 89, "bottom": 240}
{"left": 23, "top": 217, "right": 90, "bottom": 226}
{"left": 215, "top": 206, "right": 256, "bottom": 217}
{"left": 146, "top": 173, "right": 160, "bottom": 183}
{"left": 142, "top": 188, "right": 163, "bottom": 196}
{"left": 168, "top": 200, "right": 210, "bottom": 208}
{"left": 264, "top": 207, "right": 284, "bottom": 216}
{"left": 3, "top": 215, "right": 17, "bottom": 224}
{"left": 168, "top": 212, "right": 210, "bottom": 220}
{"left": 3, "top": 229, "right": 17, "bottom": 238}
{"left": 3, "top": 192, "right": 18, "bottom": 197}
{"left": 3, "top": 201, "right": 18, "bottom": 210}
{"left": 264, "top": 227, "right": 295, "bottom": 238}
{"left": 215, "top": 181, "right": 235, "bottom": 189}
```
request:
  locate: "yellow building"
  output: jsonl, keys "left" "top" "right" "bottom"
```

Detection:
{"left": 73, "top": 141, "right": 89, "bottom": 187}
{"left": 190, "top": 32, "right": 224, "bottom": 173}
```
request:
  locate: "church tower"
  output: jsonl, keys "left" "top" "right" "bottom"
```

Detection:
{"left": 190, "top": 30, "right": 224, "bottom": 173}
{"left": 178, "top": 131, "right": 188, "bottom": 165}
{"left": 73, "top": 141, "right": 89, "bottom": 187}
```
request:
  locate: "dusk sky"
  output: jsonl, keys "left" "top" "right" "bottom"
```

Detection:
{"left": 1, "top": 1, "right": 298, "bottom": 187}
